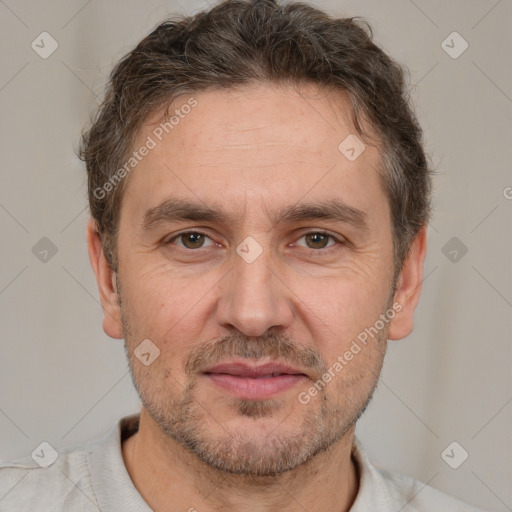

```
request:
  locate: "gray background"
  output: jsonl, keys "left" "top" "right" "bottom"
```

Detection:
{"left": 0, "top": 1, "right": 511, "bottom": 510}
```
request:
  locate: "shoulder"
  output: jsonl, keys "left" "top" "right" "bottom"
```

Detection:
{"left": 351, "top": 438, "right": 487, "bottom": 512}
{"left": 373, "top": 466, "right": 485, "bottom": 511}
{"left": 0, "top": 414, "right": 142, "bottom": 512}
{"left": 0, "top": 443, "right": 99, "bottom": 512}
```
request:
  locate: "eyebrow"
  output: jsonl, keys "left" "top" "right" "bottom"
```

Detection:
{"left": 142, "top": 198, "right": 368, "bottom": 232}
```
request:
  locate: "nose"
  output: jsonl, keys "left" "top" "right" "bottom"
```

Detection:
{"left": 215, "top": 245, "right": 295, "bottom": 337}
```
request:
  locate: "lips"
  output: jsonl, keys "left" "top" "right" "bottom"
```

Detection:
{"left": 203, "top": 362, "right": 307, "bottom": 378}
{"left": 202, "top": 361, "right": 308, "bottom": 400}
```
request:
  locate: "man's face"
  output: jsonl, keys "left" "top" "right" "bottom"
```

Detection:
{"left": 110, "top": 84, "right": 397, "bottom": 476}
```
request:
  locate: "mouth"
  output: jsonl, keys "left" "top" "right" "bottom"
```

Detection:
{"left": 202, "top": 361, "right": 309, "bottom": 400}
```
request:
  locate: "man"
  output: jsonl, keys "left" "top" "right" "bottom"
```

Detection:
{"left": 0, "top": 0, "right": 485, "bottom": 510}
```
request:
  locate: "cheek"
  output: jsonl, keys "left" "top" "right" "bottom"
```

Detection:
{"left": 291, "top": 266, "right": 392, "bottom": 342}
{"left": 121, "top": 264, "right": 212, "bottom": 347}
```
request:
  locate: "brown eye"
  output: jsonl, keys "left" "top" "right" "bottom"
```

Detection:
{"left": 301, "top": 231, "right": 338, "bottom": 250}
{"left": 181, "top": 232, "right": 205, "bottom": 249}
{"left": 304, "top": 232, "right": 331, "bottom": 249}
{"left": 168, "top": 231, "right": 214, "bottom": 250}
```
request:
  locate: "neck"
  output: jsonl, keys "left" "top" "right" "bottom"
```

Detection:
{"left": 122, "top": 409, "right": 359, "bottom": 512}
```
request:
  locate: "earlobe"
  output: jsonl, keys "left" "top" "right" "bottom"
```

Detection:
{"left": 387, "top": 225, "right": 428, "bottom": 341}
{"left": 86, "top": 218, "right": 124, "bottom": 339}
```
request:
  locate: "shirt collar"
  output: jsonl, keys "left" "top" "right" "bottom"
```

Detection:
{"left": 87, "top": 414, "right": 152, "bottom": 512}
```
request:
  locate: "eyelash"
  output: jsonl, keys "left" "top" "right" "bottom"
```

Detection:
{"left": 164, "top": 230, "right": 344, "bottom": 255}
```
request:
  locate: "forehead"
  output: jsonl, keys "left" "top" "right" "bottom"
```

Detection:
{"left": 120, "top": 84, "right": 388, "bottom": 228}
{"left": 145, "top": 84, "right": 369, "bottom": 162}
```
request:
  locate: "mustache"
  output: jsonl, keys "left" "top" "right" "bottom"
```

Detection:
{"left": 184, "top": 331, "right": 327, "bottom": 378}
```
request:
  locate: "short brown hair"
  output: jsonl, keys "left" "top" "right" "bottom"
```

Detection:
{"left": 79, "top": 0, "right": 432, "bottom": 281}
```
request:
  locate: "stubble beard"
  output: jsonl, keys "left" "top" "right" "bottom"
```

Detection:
{"left": 123, "top": 331, "right": 386, "bottom": 478}
{"left": 118, "top": 278, "right": 388, "bottom": 478}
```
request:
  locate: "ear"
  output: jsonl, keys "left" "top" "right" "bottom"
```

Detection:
{"left": 387, "top": 225, "right": 428, "bottom": 341}
{"left": 86, "top": 218, "right": 124, "bottom": 339}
